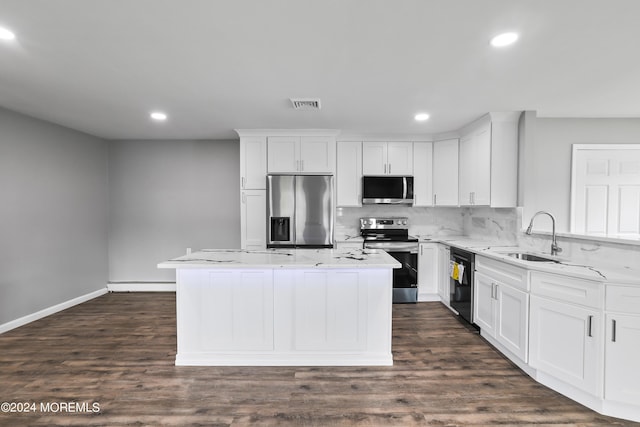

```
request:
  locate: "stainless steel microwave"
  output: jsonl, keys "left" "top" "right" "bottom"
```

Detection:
{"left": 362, "top": 176, "right": 414, "bottom": 205}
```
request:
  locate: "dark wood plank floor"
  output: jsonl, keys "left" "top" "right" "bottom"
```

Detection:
{"left": 0, "top": 293, "right": 636, "bottom": 426}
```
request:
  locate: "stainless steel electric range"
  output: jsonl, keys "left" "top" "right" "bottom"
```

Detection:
{"left": 360, "top": 217, "right": 418, "bottom": 303}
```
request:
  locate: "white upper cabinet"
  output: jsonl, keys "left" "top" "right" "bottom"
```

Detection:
{"left": 459, "top": 123, "right": 491, "bottom": 205}
{"left": 240, "top": 136, "right": 267, "bottom": 189}
{"left": 458, "top": 113, "right": 519, "bottom": 207}
{"left": 432, "top": 138, "right": 459, "bottom": 206}
{"left": 362, "top": 142, "right": 413, "bottom": 175}
{"left": 336, "top": 141, "right": 363, "bottom": 207}
{"left": 240, "top": 189, "right": 266, "bottom": 250}
{"left": 267, "top": 136, "right": 299, "bottom": 173}
{"left": 268, "top": 135, "right": 336, "bottom": 174}
{"left": 413, "top": 142, "right": 433, "bottom": 207}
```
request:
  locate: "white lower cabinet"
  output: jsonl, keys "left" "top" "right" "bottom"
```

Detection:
{"left": 469, "top": 262, "right": 640, "bottom": 422}
{"left": 473, "top": 270, "right": 529, "bottom": 362}
{"left": 605, "top": 314, "right": 640, "bottom": 406}
{"left": 417, "top": 243, "right": 438, "bottom": 301}
{"left": 604, "top": 285, "right": 640, "bottom": 407}
{"left": 240, "top": 190, "right": 266, "bottom": 250}
{"left": 473, "top": 271, "right": 497, "bottom": 335}
{"left": 529, "top": 295, "right": 602, "bottom": 396}
{"left": 437, "top": 245, "right": 451, "bottom": 307}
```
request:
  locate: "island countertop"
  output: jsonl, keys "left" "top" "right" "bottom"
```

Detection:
{"left": 158, "top": 248, "right": 401, "bottom": 270}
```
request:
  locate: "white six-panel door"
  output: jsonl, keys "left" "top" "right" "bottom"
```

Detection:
{"left": 572, "top": 144, "right": 640, "bottom": 238}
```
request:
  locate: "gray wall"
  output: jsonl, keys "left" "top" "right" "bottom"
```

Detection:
{"left": 0, "top": 107, "right": 109, "bottom": 325}
{"left": 523, "top": 117, "right": 640, "bottom": 233}
{"left": 108, "top": 139, "right": 240, "bottom": 282}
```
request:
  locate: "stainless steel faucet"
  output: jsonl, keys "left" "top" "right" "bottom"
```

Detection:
{"left": 526, "top": 211, "right": 562, "bottom": 256}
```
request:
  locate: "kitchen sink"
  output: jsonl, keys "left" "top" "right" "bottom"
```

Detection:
{"left": 505, "top": 252, "right": 558, "bottom": 262}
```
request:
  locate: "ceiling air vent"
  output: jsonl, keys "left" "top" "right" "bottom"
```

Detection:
{"left": 290, "top": 98, "right": 321, "bottom": 110}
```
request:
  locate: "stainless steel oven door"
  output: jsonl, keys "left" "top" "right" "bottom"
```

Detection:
{"left": 364, "top": 241, "right": 418, "bottom": 303}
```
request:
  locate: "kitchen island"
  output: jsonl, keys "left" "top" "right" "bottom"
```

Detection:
{"left": 158, "top": 248, "right": 400, "bottom": 366}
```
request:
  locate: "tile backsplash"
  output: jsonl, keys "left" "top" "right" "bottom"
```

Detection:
{"left": 335, "top": 206, "right": 464, "bottom": 240}
{"left": 337, "top": 204, "right": 640, "bottom": 270}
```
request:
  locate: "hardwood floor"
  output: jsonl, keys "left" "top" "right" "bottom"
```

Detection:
{"left": 0, "top": 293, "right": 636, "bottom": 426}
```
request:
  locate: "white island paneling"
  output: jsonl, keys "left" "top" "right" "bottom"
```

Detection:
{"left": 160, "top": 248, "right": 399, "bottom": 366}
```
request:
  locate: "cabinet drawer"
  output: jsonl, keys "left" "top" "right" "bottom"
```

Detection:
{"left": 606, "top": 285, "right": 640, "bottom": 314}
{"left": 530, "top": 271, "right": 603, "bottom": 309}
{"left": 476, "top": 256, "right": 529, "bottom": 292}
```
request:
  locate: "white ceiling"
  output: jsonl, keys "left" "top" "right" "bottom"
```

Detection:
{"left": 1, "top": 0, "right": 639, "bottom": 140}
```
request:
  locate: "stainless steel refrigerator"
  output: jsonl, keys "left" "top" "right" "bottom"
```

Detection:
{"left": 267, "top": 174, "right": 334, "bottom": 248}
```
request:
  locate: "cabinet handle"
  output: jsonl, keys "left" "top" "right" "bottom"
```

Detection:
{"left": 384, "top": 164, "right": 387, "bottom": 174}
{"left": 612, "top": 319, "right": 617, "bottom": 342}
{"left": 433, "top": 194, "right": 437, "bottom": 205}
{"left": 420, "top": 245, "right": 423, "bottom": 256}
{"left": 242, "top": 192, "right": 246, "bottom": 204}
{"left": 241, "top": 177, "right": 246, "bottom": 189}
{"left": 388, "top": 164, "right": 391, "bottom": 174}
{"left": 587, "top": 315, "right": 593, "bottom": 337}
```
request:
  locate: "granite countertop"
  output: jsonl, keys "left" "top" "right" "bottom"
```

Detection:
{"left": 415, "top": 235, "right": 640, "bottom": 286}
{"left": 158, "top": 248, "right": 401, "bottom": 270}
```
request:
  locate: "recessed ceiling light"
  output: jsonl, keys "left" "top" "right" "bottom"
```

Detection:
{"left": 490, "top": 32, "right": 519, "bottom": 47}
{"left": 414, "top": 113, "right": 430, "bottom": 122}
{"left": 0, "top": 26, "right": 16, "bottom": 41}
{"left": 150, "top": 112, "right": 167, "bottom": 121}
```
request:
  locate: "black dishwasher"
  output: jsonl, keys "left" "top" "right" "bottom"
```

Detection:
{"left": 450, "top": 248, "right": 475, "bottom": 325}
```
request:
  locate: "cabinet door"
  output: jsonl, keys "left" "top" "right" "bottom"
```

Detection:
{"left": 458, "top": 134, "right": 474, "bottom": 205}
{"left": 240, "top": 136, "right": 267, "bottom": 189}
{"left": 605, "top": 314, "right": 640, "bottom": 405}
{"left": 438, "top": 245, "right": 451, "bottom": 306}
{"left": 300, "top": 136, "right": 335, "bottom": 173}
{"left": 336, "top": 141, "right": 362, "bottom": 206}
{"left": 473, "top": 124, "right": 491, "bottom": 205}
{"left": 459, "top": 125, "right": 491, "bottom": 206}
{"left": 267, "top": 136, "right": 299, "bottom": 173}
{"left": 387, "top": 142, "right": 413, "bottom": 175}
{"left": 529, "top": 295, "right": 601, "bottom": 395}
{"left": 413, "top": 142, "right": 433, "bottom": 206}
{"left": 241, "top": 190, "right": 266, "bottom": 250}
{"left": 417, "top": 243, "right": 438, "bottom": 301}
{"left": 432, "top": 139, "right": 459, "bottom": 206}
{"left": 362, "top": 142, "right": 387, "bottom": 175}
{"left": 473, "top": 271, "right": 496, "bottom": 335}
{"left": 495, "top": 283, "right": 529, "bottom": 362}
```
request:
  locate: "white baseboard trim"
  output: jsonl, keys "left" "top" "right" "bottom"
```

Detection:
{"left": 0, "top": 287, "right": 108, "bottom": 335}
{"left": 417, "top": 293, "right": 441, "bottom": 302}
{"left": 107, "top": 282, "right": 176, "bottom": 292}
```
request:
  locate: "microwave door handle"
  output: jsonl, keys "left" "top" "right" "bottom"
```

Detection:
{"left": 403, "top": 177, "right": 407, "bottom": 200}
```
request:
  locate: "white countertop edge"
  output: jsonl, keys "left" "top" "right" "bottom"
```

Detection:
{"left": 417, "top": 236, "right": 640, "bottom": 285}
{"left": 158, "top": 262, "right": 401, "bottom": 269}
{"left": 158, "top": 248, "right": 401, "bottom": 270}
